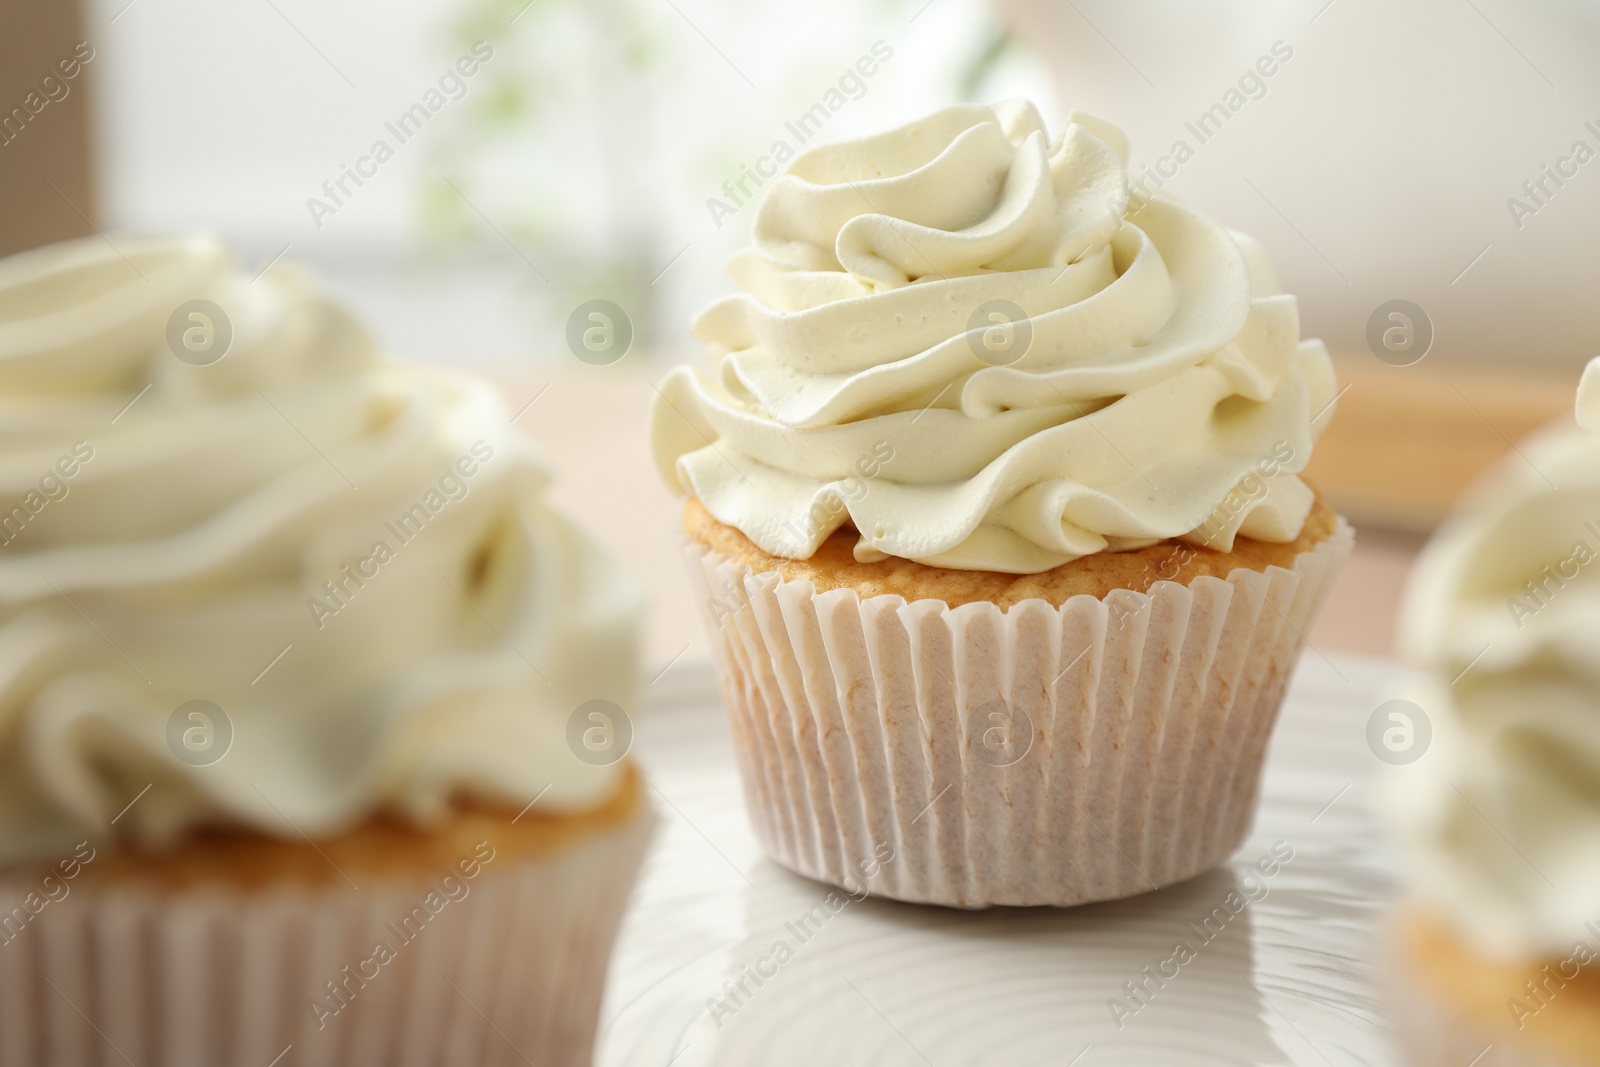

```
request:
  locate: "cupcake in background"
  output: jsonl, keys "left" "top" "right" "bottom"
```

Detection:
{"left": 651, "top": 100, "right": 1351, "bottom": 908}
{"left": 0, "top": 236, "right": 649, "bottom": 1067}
{"left": 1386, "top": 358, "right": 1600, "bottom": 1066}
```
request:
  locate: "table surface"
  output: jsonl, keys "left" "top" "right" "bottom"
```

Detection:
{"left": 596, "top": 652, "right": 1413, "bottom": 1067}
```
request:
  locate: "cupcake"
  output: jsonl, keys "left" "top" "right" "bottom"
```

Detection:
{"left": 1385, "top": 359, "right": 1600, "bottom": 1066}
{"left": 650, "top": 100, "right": 1351, "bottom": 908}
{"left": 0, "top": 236, "right": 650, "bottom": 1066}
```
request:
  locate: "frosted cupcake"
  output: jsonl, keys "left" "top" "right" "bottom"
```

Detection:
{"left": 651, "top": 100, "right": 1351, "bottom": 908}
{"left": 1386, "top": 360, "right": 1600, "bottom": 1066}
{"left": 0, "top": 236, "right": 649, "bottom": 1066}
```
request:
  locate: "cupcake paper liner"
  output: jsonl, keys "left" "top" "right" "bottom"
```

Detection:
{"left": 0, "top": 805, "right": 653, "bottom": 1067}
{"left": 687, "top": 521, "right": 1352, "bottom": 908}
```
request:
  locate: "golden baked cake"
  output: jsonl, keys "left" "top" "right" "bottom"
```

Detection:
{"left": 684, "top": 491, "right": 1340, "bottom": 608}
{"left": 1394, "top": 907, "right": 1600, "bottom": 1066}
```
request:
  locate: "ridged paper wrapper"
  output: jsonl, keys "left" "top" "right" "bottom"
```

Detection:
{"left": 0, "top": 804, "right": 653, "bottom": 1067}
{"left": 686, "top": 522, "right": 1352, "bottom": 908}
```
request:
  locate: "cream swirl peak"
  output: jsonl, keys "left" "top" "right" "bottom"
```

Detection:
{"left": 1392, "top": 359, "right": 1600, "bottom": 958}
{"left": 0, "top": 235, "right": 640, "bottom": 866}
{"left": 651, "top": 100, "right": 1336, "bottom": 573}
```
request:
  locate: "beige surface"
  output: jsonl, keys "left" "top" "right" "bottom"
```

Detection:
{"left": 503, "top": 369, "right": 698, "bottom": 673}
{"left": 1304, "top": 357, "right": 1574, "bottom": 532}
{"left": 1296, "top": 357, "right": 1575, "bottom": 660}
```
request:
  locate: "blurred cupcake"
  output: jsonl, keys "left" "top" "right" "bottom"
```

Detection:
{"left": 1385, "top": 359, "right": 1600, "bottom": 1066}
{"left": 651, "top": 100, "right": 1350, "bottom": 908}
{"left": 0, "top": 236, "right": 649, "bottom": 1066}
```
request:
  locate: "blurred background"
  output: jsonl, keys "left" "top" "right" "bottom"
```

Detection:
{"left": 5, "top": 0, "right": 1597, "bottom": 664}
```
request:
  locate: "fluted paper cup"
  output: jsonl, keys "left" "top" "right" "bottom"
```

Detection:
{"left": 0, "top": 803, "right": 653, "bottom": 1067}
{"left": 687, "top": 522, "right": 1352, "bottom": 908}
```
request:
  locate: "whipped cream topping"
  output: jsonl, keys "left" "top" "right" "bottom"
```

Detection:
{"left": 0, "top": 235, "right": 640, "bottom": 866}
{"left": 651, "top": 100, "right": 1335, "bottom": 574}
{"left": 1394, "top": 357, "right": 1600, "bottom": 958}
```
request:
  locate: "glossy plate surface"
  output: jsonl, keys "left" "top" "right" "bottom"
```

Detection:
{"left": 600, "top": 655, "right": 1408, "bottom": 1067}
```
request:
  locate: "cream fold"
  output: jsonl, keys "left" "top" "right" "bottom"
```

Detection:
{"left": 651, "top": 100, "right": 1334, "bottom": 574}
{"left": 0, "top": 235, "right": 640, "bottom": 865}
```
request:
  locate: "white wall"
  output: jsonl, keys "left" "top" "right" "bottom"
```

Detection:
{"left": 86, "top": 0, "right": 1050, "bottom": 368}
{"left": 998, "top": 0, "right": 1600, "bottom": 374}
{"left": 89, "top": 0, "right": 1592, "bottom": 374}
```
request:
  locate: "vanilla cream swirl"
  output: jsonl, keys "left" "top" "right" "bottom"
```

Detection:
{"left": 0, "top": 235, "right": 639, "bottom": 866}
{"left": 1393, "top": 359, "right": 1600, "bottom": 957}
{"left": 651, "top": 100, "right": 1335, "bottom": 573}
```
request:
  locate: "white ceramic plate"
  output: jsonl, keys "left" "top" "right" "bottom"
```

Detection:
{"left": 599, "top": 655, "right": 1409, "bottom": 1067}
